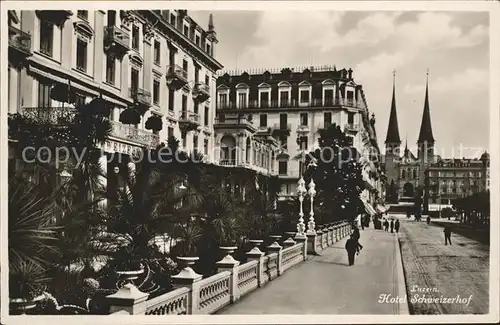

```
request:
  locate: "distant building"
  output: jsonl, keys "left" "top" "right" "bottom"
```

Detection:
{"left": 215, "top": 66, "right": 383, "bottom": 204}
{"left": 382, "top": 71, "right": 489, "bottom": 207}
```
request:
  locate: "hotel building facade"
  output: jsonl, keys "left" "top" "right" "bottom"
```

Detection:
{"left": 214, "top": 66, "right": 384, "bottom": 206}
{"left": 8, "top": 9, "right": 223, "bottom": 178}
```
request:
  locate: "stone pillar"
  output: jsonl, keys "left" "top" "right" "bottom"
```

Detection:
{"left": 171, "top": 257, "right": 203, "bottom": 314}
{"left": 267, "top": 241, "right": 283, "bottom": 276}
{"left": 306, "top": 232, "right": 319, "bottom": 255}
{"left": 216, "top": 247, "right": 240, "bottom": 303}
{"left": 282, "top": 237, "right": 296, "bottom": 248}
{"left": 93, "top": 10, "right": 105, "bottom": 84}
{"left": 246, "top": 240, "right": 265, "bottom": 287}
{"left": 106, "top": 283, "right": 149, "bottom": 315}
{"left": 327, "top": 225, "right": 333, "bottom": 246}
{"left": 316, "top": 229, "right": 324, "bottom": 250}
{"left": 294, "top": 233, "right": 308, "bottom": 261}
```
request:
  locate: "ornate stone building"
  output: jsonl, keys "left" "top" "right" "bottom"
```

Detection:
{"left": 215, "top": 66, "right": 383, "bottom": 204}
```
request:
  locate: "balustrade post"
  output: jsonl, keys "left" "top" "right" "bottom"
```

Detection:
{"left": 106, "top": 283, "right": 149, "bottom": 315}
{"left": 171, "top": 257, "right": 203, "bottom": 314}
{"left": 216, "top": 247, "right": 240, "bottom": 303}
{"left": 306, "top": 232, "right": 319, "bottom": 255}
{"left": 246, "top": 240, "right": 265, "bottom": 287}
{"left": 322, "top": 227, "right": 328, "bottom": 247}
{"left": 316, "top": 229, "right": 324, "bottom": 250}
{"left": 327, "top": 225, "right": 334, "bottom": 246}
{"left": 267, "top": 241, "right": 283, "bottom": 276}
{"left": 282, "top": 237, "right": 296, "bottom": 248}
{"left": 294, "top": 235, "right": 308, "bottom": 261}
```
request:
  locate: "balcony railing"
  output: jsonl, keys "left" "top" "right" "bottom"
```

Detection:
{"left": 193, "top": 82, "right": 210, "bottom": 102}
{"left": 344, "top": 123, "right": 361, "bottom": 132}
{"left": 110, "top": 120, "right": 159, "bottom": 148}
{"left": 166, "top": 64, "right": 188, "bottom": 90}
{"left": 214, "top": 114, "right": 255, "bottom": 129}
{"left": 9, "top": 25, "right": 32, "bottom": 56}
{"left": 179, "top": 111, "right": 200, "bottom": 124}
{"left": 220, "top": 159, "right": 236, "bottom": 166}
{"left": 217, "top": 98, "right": 361, "bottom": 110}
{"left": 272, "top": 123, "right": 291, "bottom": 136}
{"left": 20, "top": 106, "right": 76, "bottom": 125}
{"left": 297, "top": 124, "right": 310, "bottom": 133}
{"left": 103, "top": 26, "right": 130, "bottom": 59}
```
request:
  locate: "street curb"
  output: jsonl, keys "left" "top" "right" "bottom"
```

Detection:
{"left": 395, "top": 232, "right": 410, "bottom": 315}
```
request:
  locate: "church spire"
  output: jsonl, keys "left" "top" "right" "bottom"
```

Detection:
{"left": 417, "top": 69, "right": 435, "bottom": 143}
{"left": 385, "top": 69, "right": 401, "bottom": 144}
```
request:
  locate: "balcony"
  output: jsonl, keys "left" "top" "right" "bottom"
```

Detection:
{"left": 103, "top": 26, "right": 130, "bottom": 60}
{"left": 220, "top": 159, "right": 236, "bottom": 167}
{"left": 296, "top": 124, "right": 310, "bottom": 134}
{"left": 110, "top": 121, "right": 159, "bottom": 148}
{"left": 192, "top": 82, "right": 210, "bottom": 103}
{"left": 179, "top": 111, "right": 200, "bottom": 132}
{"left": 216, "top": 98, "right": 361, "bottom": 110}
{"left": 20, "top": 107, "right": 76, "bottom": 127}
{"left": 129, "top": 88, "right": 152, "bottom": 115}
{"left": 214, "top": 113, "right": 256, "bottom": 133}
{"left": 36, "top": 10, "right": 73, "bottom": 26}
{"left": 344, "top": 123, "right": 361, "bottom": 133}
{"left": 9, "top": 26, "right": 32, "bottom": 62}
{"left": 256, "top": 126, "right": 272, "bottom": 136}
{"left": 272, "top": 123, "right": 291, "bottom": 137}
{"left": 166, "top": 65, "right": 188, "bottom": 90}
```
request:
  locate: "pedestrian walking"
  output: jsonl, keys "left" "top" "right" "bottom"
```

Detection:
{"left": 352, "top": 227, "right": 363, "bottom": 250}
{"left": 395, "top": 219, "right": 400, "bottom": 233}
{"left": 444, "top": 226, "right": 452, "bottom": 245}
{"left": 390, "top": 219, "right": 394, "bottom": 233}
{"left": 345, "top": 234, "right": 360, "bottom": 266}
{"left": 383, "top": 219, "right": 389, "bottom": 232}
{"left": 426, "top": 215, "right": 431, "bottom": 225}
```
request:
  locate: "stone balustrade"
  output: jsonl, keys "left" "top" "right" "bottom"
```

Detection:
{"left": 106, "top": 220, "right": 352, "bottom": 315}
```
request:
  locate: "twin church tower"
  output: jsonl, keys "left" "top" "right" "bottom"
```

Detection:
{"left": 383, "top": 70, "right": 435, "bottom": 198}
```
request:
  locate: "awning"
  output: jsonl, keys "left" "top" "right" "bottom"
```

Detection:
{"left": 363, "top": 201, "right": 377, "bottom": 216}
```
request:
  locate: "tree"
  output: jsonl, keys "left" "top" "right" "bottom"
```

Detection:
{"left": 303, "top": 124, "right": 365, "bottom": 222}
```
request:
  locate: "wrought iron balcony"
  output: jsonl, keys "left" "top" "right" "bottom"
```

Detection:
{"left": 110, "top": 121, "right": 159, "bottom": 148}
{"left": 214, "top": 113, "right": 256, "bottom": 132}
{"left": 129, "top": 88, "right": 151, "bottom": 114}
{"left": 104, "top": 26, "right": 130, "bottom": 60}
{"left": 296, "top": 124, "right": 310, "bottom": 134}
{"left": 220, "top": 159, "right": 236, "bottom": 166}
{"left": 178, "top": 111, "right": 200, "bottom": 132}
{"left": 36, "top": 10, "right": 73, "bottom": 26}
{"left": 272, "top": 123, "right": 291, "bottom": 136}
{"left": 192, "top": 82, "right": 210, "bottom": 102}
{"left": 344, "top": 123, "right": 361, "bottom": 133}
{"left": 20, "top": 106, "right": 76, "bottom": 127}
{"left": 216, "top": 98, "right": 361, "bottom": 110}
{"left": 9, "top": 26, "right": 32, "bottom": 60}
{"left": 166, "top": 64, "right": 188, "bottom": 90}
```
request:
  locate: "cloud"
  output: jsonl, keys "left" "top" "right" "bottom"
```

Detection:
{"left": 403, "top": 68, "right": 489, "bottom": 94}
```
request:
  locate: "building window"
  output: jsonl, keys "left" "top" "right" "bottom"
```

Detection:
{"left": 413, "top": 169, "right": 417, "bottom": 179}
{"left": 347, "top": 112, "right": 355, "bottom": 124}
{"left": 219, "top": 93, "right": 227, "bottom": 108}
{"left": 280, "top": 91, "right": 290, "bottom": 107}
{"left": 77, "top": 10, "right": 88, "bottom": 20}
{"left": 193, "top": 134, "right": 198, "bottom": 149}
{"left": 105, "top": 55, "right": 115, "bottom": 84}
{"left": 130, "top": 68, "right": 139, "bottom": 96}
{"left": 204, "top": 106, "right": 209, "bottom": 126}
{"left": 205, "top": 75, "right": 209, "bottom": 85}
{"left": 402, "top": 170, "right": 406, "bottom": 179}
{"left": 153, "top": 80, "right": 160, "bottom": 105}
{"left": 182, "top": 59, "right": 188, "bottom": 74}
{"left": 260, "top": 92, "right": 269, "bottom": 108}
{"left": 300, "top": 90, "right": 310, "bottom": 103}
{"left": 153, "top": 40, "right": 161, "bottom": 65}
{"left": 168, "top": 89, "right": 174, "bottom": 111}
{"left": 182, "top": 94, "right": 187, "bottom": 113}
{"left": 39, "top": 20, "right": 53, "bottom": 56}
{"left": 260, "top": 114, "right": 267, "bottom": 127}
{"left": 324, "top": 112, "right": 332, "bottom": 128}
{"left": 38, "top": 79, "right": 52, "bottom": 108}
{"left": 219, "top": 114, "right": 225, "bottom": 122}
{"left": 280, "top": 113, "right": 288, "bottom": 129}
{"left": 299, "top": 136, "right": 308, "bottom": 150}
{"left": 132, "top": 25, "right": 140, "bottom": 50}
{"left": 195, "top": 35, "right": 200, "bottom": 46}
{"left": 238, "top": 93, "right": 247, "bottom": 108}
{"left": 168, "top": 126, "right": 174, "bottom": 139}
{"left": 279, "top": 161, "right": 288, "bottom": 175}
{"left": 170, "top": 14, "right": 176, "bottom": 26}
{"left": 300, "top": 113, "right": 308, "bottom": 126}
{"left": 194, "top": 101, "right": 199, "bottom": 114}
{"left": 76, "top": 38, "right": 88, "bottom": 72}
{"left": 206, "top": 43, "right": 211, "bottom": 55}
{"left": 324, "top": 89, "right": 334, "bottom": 104}
{"left": 183, "top": 25, "right": 189, "bottom": 36}
{"left": 75, "top": 93, "right": 86, "bottom": 107}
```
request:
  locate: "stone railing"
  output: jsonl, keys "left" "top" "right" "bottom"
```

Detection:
{"left": 105, "top": 220, "right": 352, "bottom": 315}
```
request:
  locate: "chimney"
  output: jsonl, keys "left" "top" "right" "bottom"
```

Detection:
{"left": 348, "top": 68, "right": 353, "bottom": 79}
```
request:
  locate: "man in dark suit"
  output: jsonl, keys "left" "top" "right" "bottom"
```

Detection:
{"left": 345, "top": 235, "right": 360, "bottom": 266}
{"left": 444, "top": 226, "right": 452, "bottom": 245}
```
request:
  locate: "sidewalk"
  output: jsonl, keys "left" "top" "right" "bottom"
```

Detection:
{"left": 219, "top": 226, "right": 407, "bottom": 314}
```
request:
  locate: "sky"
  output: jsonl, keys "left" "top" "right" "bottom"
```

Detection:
{"left": 191, "top": 10, "right": 490, "bottom": 158}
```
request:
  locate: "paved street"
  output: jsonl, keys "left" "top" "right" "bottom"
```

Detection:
{"left": 398, "top": 215, "right": 489, "bottom": 314}
{"left": 220, "top": 226, "right": 406, "bottom": 314}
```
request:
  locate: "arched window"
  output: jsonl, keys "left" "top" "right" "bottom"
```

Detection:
{"left": 413, "top": 169, "right": 417, "bottom": 179}
{"left": 402, "top": 169, "right": 406, "bottom": 179}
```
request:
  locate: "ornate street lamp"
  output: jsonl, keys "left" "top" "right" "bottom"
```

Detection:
{"left": 296, "top": 177, "right": 307, "bottom": 237}
{"left": 307, "top": 178, "right": 316, "bottom": 234}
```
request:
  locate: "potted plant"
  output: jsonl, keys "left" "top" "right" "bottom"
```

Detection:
{"left": 145, "top": 115, "right": 163, "bottom": 132}
{"left": 119, "top": 108, "right": 141, "bottom": 125}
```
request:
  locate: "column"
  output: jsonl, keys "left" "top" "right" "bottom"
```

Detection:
{"left": 60, "top": 19, "right": 73, "bottom": 70}
{"left": 93, "top": 11, "right": 105, "bottom": 84}
{"left": 142, "top": 34, "right": 152, "bottom": 93}
{"left": 8, "top": 66, "right": 19, "bottom": 114}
